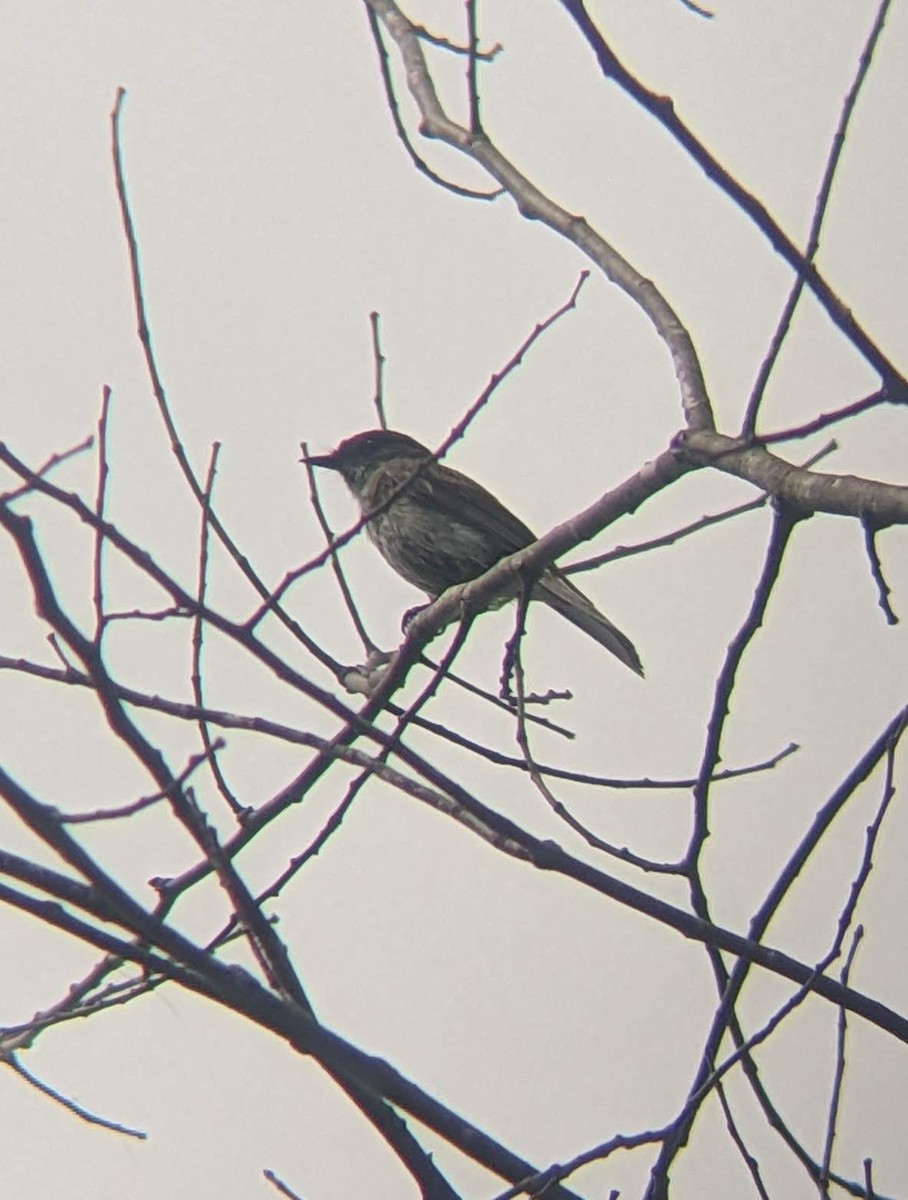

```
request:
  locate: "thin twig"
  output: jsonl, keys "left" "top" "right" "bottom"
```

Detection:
{"left": 759, "top": 391, "right": 890, "bottom": 445}
{"left": 418, "top": 654, "right": 576, "bottom": 738}
{"left": 365, "top": 6, "right": 501, "bottom": 200}
{"left": 263, "top": 1169, "right": 305, "bottom": 1200}
{"left": 192, "top": 442, "right": 248, "bottom": 817}
{"left": 0, "top": 435, "right": 93, "bottom": 503}
{"left": 370, "top": 310, "right": 387, "bottom": 428}
{"left": 716, "top": 1083, "right": 771, "bottom": 1200}
{"left": 741, "top": 0, "right": 895, "bottom": 435}
{"left": 110, "top": 88, "right": 341, "bottom": 674}
{"left": 92, "top": 386, "right": 112, "bottom": 641}
{"left": 3, "top": 1053, "right": 147, "bottom": 1140}
{"left": 60, "top": 744, "right": 224, "bottom": 823}
{"left": 686, "top": 505, "right": 803, "bottom": 873}
{"left": 236, "top": 621, "right": 474, "bottom": 915}
{"left": 302, "top": 440, "right": 377, "bottom": 654}
{"left": 821, "top": 928, "right": 864, "bottom": 1191}
{"left": 465, "top": 0, "right": 481, "bottom": 133}
{"left": 651, "top": 709, "right": 907, "bottom": 1198}
{"left": 862, "top": 519, "right": 898, "bottom": 625}
{"left": 555, "top": 0, "right": 904, "bottom": 393}
{"left": 0, "top": 653, "right": 797, "bottom": 791}
{"left": 411, "top": 20, "right": 502, "bottom": 59}
{"left": 568, "top": 442, "right": 837, "bottom": 573}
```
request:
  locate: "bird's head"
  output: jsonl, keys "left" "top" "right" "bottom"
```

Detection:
{"left": 306, "top": 430, "right": 431, "bottom": 492}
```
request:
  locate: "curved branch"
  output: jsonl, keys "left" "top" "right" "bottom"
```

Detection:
{"left": 363, "top": 0, "right": 713, "bottom": 433}
{"left": 679, "top": 430, "right": 908, "bottom": 523}
{"left": 557, "top": 0, "right": 906, "bottom": 395}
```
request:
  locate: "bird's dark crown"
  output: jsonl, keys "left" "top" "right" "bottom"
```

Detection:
{"left": 310, "top": 429, "right": 432, "bottom": 481}
{"left": 333, "top": 430, "right": 429, "bottom": 465}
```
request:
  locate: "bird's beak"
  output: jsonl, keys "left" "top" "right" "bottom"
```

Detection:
{"left": 302, "top": 450, "right": 338, "bottom": 470}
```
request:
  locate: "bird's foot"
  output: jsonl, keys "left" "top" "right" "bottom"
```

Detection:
{"left": 401, "top": 603, "right": 429, "bottom": 634}
{"left": 340, "top": 647, "right": 393, "bottom": 696}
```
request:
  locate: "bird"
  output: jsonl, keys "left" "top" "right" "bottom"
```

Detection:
{"left": 307, "top": 429, "right": 643, "bottom": 675}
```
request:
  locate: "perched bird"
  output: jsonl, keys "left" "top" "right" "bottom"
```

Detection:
{"left": 308, "top": 430, "right": 642, "bottom": 675}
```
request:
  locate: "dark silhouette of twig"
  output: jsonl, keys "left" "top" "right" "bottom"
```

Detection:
{"left": 92, "top": 386, "right": 112, "bottom": 640}
{"left": 302, "top": 440, "right": 377, "bottom": 654}
{"left": 557, "top": 0, "right": 905, "bottom": 395}
{"left": 365, "top": 6, "right": 502, "bottom": 200}
{"left": 4, "top": 1052, "right": 146, "bottom": 1140}
{"left": 411, "top": 20, "right": 502, "bottom": 59}
{"left": 568, "top": 442, "right": 837, "bottom": 573}
{"left": 369, "top": 310, "right": 387, "bottom": 429}
{"left": 191, "top": 442, "right": 247, "bottom": 817}
{"left": 465, "top": 0, "right": 481, "bottom": 133}
{"left": 862, "top": 519, "right": 898, "bottom": 625}
{"left": 110, "top": 88, "right": 341, "bottom": 675}
{"left": 759, "top": 391, "right": 890, "bottom": 445}
{"left": 742, "top": 0, "right": 895, "bottom": 436}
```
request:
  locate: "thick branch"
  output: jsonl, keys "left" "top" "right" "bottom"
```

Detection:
{"left": 679, "top": 431, "right": 908, "bottom": 523}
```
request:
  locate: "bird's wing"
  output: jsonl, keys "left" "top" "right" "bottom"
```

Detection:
{"left": 405, "top": 461, "right": 537, "bottom": 554}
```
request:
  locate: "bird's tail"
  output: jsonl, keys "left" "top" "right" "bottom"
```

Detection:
{"left": 536, "top": 572, "right": 644, "bottom": 676}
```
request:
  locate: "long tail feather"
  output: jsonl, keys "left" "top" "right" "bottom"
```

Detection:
{"left": 536, "top": 573, "right": 644, "bottom": 676}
